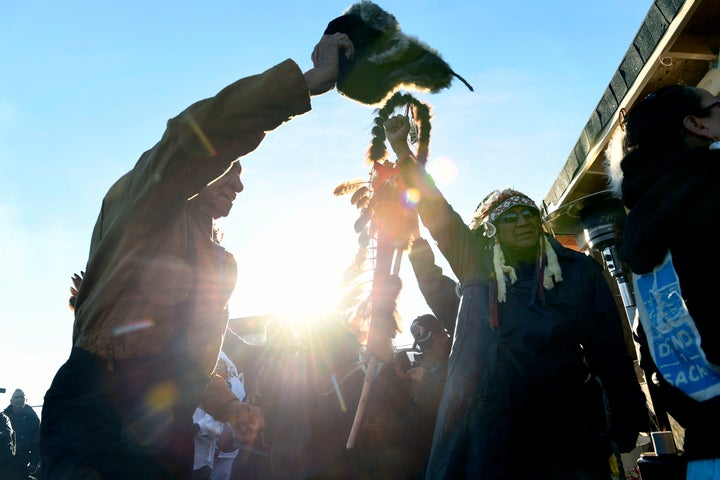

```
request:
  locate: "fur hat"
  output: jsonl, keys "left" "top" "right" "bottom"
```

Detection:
{"left": 324, "top": 1, "right": 473, "bottom": 106}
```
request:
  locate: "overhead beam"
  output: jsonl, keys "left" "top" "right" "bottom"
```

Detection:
{"left": 666, "top": 33, "right": 720, "bottom": 60}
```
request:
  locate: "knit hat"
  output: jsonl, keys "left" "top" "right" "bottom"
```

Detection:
{"left": 468, "top": 188, "right": 562, "bottom": 326}
{"left": 323, "top": 1, "right": 474, "bottom": 106}
{"left": 410, "top": 314, "right": 444, "bottom": 352}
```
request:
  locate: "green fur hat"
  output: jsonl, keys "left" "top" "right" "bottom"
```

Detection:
{"left": 324, "top": 1, "right": 473, "bottom": 106}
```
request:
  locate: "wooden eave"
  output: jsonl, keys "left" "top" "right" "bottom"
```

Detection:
{"left": 542, "top": 0, "right": 720, "bottom": 247}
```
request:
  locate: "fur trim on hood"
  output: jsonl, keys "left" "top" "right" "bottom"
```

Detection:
{"left": 603, "top": 128, "right": 626, "bottom": 200}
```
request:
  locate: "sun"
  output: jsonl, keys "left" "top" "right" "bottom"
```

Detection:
{"left": 225, "top": 208, "right": 359, "bottom": 328}
{"left": 222, "top": 179, "right": 454, "bottom": 348}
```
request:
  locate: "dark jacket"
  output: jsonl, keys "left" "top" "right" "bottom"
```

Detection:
{"left": 0, "top": 412, "right": 15, "bottom": 468}
{"left": 620, "top": 146, "right": 720, "bottom": 461}
{"left": 3, "top": 405, "right": 39, "bottom": 466}
{"left": 400, "top": 162, "right": 648, "bottom": 479}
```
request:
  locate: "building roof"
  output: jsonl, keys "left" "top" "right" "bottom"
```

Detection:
{"left": 542, "top": 0, "right": 720, "bottom": 247}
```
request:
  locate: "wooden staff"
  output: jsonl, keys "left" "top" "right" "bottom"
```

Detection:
{"left": 346, "top": 229, "right": 403, "bottom": 449}
{"left": 346, "top": 353, "right": 378, "bottom": 449}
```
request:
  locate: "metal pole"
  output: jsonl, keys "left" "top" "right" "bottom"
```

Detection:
{"left": 600, "top": 244, "right": 636, "bottom": 330}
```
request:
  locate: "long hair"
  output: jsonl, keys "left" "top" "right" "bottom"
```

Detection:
{"left": 619, "top": 85, "right": 705, "bottom": 208}
{"left": 623, "top": 85, "right": 704, "bottom": 155}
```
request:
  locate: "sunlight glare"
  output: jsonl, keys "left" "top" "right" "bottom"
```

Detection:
{"left": 427, "top": 155, "right": 458, "bottom": 186}
{"left": 227, "top": 211, "right": 356, "bottom": 327}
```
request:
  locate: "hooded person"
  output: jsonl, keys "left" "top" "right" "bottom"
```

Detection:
{"left": 384, "top": 112, "right": 649, "bottom": 480}
{"left": 609, "top": 84, "right": 720, "bottom": 477}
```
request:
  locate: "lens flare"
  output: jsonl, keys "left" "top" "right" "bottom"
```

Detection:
{"left": 428, "top": 156, "right": 458, "bottom": 186}
{"left": 146, "top": 382, "right": 179, "bottom": 411}
{"left": 404, "top": 188, "right": 421, "bottom": 207}
{"left": 112, "top": 319, "right": 154, "bottom": 336}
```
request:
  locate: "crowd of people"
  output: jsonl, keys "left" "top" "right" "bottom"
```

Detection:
{"left": 2, "top": 6, "right": 717, "bottom": 479}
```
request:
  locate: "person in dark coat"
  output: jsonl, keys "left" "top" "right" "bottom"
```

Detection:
{"left": 357, "top": 314, "right": 451, "bottom": 480}
{"left": 612, "top": 84, "right": 720, "bottom": 479}
{"left": 386, "top": 114, "right": 649, "bottom": 480}
{"left": 404, "top": 314, "right": 451, "bottom": 480}
{"left": 4, "top": 389, "right": 39, "bottom": 479}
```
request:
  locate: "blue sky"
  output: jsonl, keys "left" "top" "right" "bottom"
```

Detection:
{"left": 0, "top": 0, "right": 651, "bottom": 413}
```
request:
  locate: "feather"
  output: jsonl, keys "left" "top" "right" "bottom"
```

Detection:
{"left": 493, "top": 240, "right": 508, "bottom": 303}
{"left": 350, "top": 186, "right": 370, "bottom": 206}
{"left": 356, "top": 195, "right": 370, "bottom": 209}
{"left": 543, "top": 236, "right": 563, "bottom": 288}
{"left": 334, "top": 178, "right": 367, "bottom": 196}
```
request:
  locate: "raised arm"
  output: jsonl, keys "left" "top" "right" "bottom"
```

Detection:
{"left": 385, "top": 114, "right": 487, "bottom": 284}
{"left": 408, "top": 236, "right": 459, "bottom": 336}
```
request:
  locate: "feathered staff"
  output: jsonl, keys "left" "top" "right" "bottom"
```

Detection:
{"left": 335, "top": 91, "right": 432, "bottom": 449}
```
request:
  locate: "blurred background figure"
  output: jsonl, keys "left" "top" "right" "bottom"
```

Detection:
{"left": 0, "top": 410, "right": 17, "bottom": 478}
{"left": 3, "top": 389, "right": 39, "bottom": 479}
{"left": 404, "top": 314, "right": 451, "bottom": 480}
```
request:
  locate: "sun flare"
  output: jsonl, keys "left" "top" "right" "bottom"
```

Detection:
{"left": 226, "top": 211, "right": 358, "bottom": 329}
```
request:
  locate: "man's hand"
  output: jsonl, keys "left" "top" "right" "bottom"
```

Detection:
{"left": 226, "top": 401, "right": 265, "bottom": 445}
{"left": 216, "top": 424, "right": 236, "bottom": 452}
{"left": 304, "top": 33, "right": 354, "bottom": 96}
{"left": 384, "top": 115, "right": 413, "bottom": 159}
{"left": 68, "top": 271, "right": 84, "bottom": 312}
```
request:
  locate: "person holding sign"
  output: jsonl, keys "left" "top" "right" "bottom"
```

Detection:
{"left": 615, "top": 85, "right": 720, "bottom": 478}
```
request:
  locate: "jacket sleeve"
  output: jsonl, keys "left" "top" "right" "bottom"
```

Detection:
{"left": 144, "top": 58, "right": 311, "bottom": 205}
{"left": 91, "top": 59, "right": 312, "bottom": 256}
{"left": 408, "top": 237, "right": 460, "bottom": 336}
{"left": 0, "top": 413, "right": 14, "bottom": 461}
{"left": 397, "top": 156, "right": 488, "bottom": 283}
{"left": 201, "top": 374, "right": 243, "bottom": 422}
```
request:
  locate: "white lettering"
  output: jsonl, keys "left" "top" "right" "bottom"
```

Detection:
{"left": 671, "top": 330, "right": 694, "bottom": 349}
{"left": 658, "top": 330, "right": 696, "bottom": 359}
{"left": 666, "top": 365, "right": 710, "bottom": 386}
